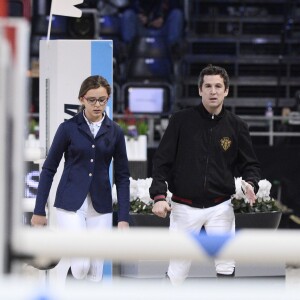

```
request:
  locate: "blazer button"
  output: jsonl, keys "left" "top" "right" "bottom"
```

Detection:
{"left": 89, "top": 173, "right": 92, "bottom": 177}
{"left": 92, "top": 145, "right": 95, "bottom": 148}
{"left": 90, "top": 159, "right": 94, "bottom": 162}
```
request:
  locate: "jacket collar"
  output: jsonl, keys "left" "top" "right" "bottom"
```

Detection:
{"left": 77, "top": 111, "right": 112, "bottom": 139}
{"left": 198, "top": 102, "right": 225, "bottom": 120}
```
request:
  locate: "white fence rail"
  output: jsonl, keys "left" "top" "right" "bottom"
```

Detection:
{"left": 12, "top": 228, "right": 300, "bottom": 265}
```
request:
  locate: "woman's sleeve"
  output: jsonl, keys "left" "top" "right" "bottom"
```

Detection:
{"left": 113, "top": 126, "right": 130, "bottom": 222}
{"left": 33, "top": 123, "right": 69, "bottom": 215}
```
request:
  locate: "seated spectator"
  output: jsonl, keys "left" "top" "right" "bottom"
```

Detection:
{"left": 96, "top": 0, "right": 130, "bottom": 80}
{"left": 97, "top": 0, "right": 129, "bottom": 36}
{"left": 97, "top": 0, "right": 129, "bottom": 17}
{"left": 120, "top": 0, "right": 184, "bottom": 49}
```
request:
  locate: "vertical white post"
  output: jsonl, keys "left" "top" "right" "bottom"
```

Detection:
{"left": 0, "top": 18, "right": 30, "bottom": 275}
{"left": 0, "top": 27, "right": 10, "bottom": 276}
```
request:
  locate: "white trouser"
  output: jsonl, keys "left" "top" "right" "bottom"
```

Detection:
{"left": 55, "top": 195, "right": 112, "bottom": 282}
{"left": 168, "top": 200, "right": 235, "bottom": 285}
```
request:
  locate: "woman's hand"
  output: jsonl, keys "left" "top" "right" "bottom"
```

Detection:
{"left": 31, "top": 214, "right": 47, "bottom": 227}
{"left": 118, "top": 221, "right": 129, "bottom": 229}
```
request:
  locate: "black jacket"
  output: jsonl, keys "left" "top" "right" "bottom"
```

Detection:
{"left": 149, "top": 104, "right": 261, "bottom": 208}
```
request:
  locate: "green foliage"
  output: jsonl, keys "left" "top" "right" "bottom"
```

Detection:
{"left": 136, "top": 120, "right": 148, "bottom": 135}
{"left": 232, "top": 197, "right": 281, "bottom": 213}
{"left": 117, "top": 120, "right": 128, "bottom": 135}
{"left": 130, "top": 198, "right": 153, "bottom": 214}
{"left": 114, "top": 197, "right": 281, "bottom": 215}
{"left": 29, "top": 118, "right": 38, "bottom": 134}
{"left": 113, "top": 198, "right": 153, "bottom": 214}
{"left": 116, "top": 114, "right": 148, "bottom": 137}
{"left": 115, "top": 198, "right": 281, "bottom": 215}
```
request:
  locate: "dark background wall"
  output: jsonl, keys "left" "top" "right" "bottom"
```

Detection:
{"left": 255, "top": 145, "right": 300, "bottom": 215}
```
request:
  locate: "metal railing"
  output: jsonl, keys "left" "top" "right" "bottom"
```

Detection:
{"left": 241, "top": 115, "right": 300, "bottom": 146}
{"left": 114, "top": 113, "right": 300, "bottom": 147}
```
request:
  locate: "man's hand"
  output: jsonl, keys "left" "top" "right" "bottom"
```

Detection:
{"left": 152, "top": 201, "right": 171, "bottom": 218}
{"left": 31, "top": 214, "right": 47, "bottom": 227}
{"left": 241, "top": 180, "right": 256, "bottom": 206}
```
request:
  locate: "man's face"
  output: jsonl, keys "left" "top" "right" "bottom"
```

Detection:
{"left": 199, "top": 74, "right": 229, "bottom": 114}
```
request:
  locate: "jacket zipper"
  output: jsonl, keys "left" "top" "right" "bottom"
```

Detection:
{"left": 203, "top": 126, "right": 213, "bottom": 196}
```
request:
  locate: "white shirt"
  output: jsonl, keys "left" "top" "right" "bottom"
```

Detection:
{"left": 83, "top": 110, "right": 105, "bottom": 138}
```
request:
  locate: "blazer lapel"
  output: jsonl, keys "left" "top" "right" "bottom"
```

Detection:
{"left": 95, "top": 115, "right": 111, "bottom": 139}
{"left": 76, "top": 111, "right": 112, "bottom": 140}
{"left": 77, "top": 112, "right": 94, "bottom": 139}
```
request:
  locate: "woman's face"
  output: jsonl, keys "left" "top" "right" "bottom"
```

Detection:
{"left": 80, "top": 86, "right": 109, "bottom": 122}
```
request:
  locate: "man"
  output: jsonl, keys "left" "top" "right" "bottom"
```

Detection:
{"left": 149, "top": 64, "right": 261, "bottom": 285}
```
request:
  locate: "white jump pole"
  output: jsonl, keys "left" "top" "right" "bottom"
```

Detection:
{"left": 0, "top": 18, "right": 29, "bottom": 275}
{"left": 12, "top": 228, "right": 300, "bottom": 265}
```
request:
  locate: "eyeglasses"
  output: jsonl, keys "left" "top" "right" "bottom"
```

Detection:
{"left": 83, "top": 96, "right": 109, "bottom": 106}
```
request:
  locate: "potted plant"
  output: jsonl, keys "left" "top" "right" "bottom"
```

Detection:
{"left": 116, "top": 109, "right": 148, "bottom": 139}
{"left": 112, "top": 177, "right": 282, "bottom": 229}
{"left": 116, "top": 110, "right": 148, "bottom": 161}
{"left": 112, "top": 178, "right": 171, "bottom": 226}
{"left": 232, "top": 177, "right": 282, "bottom": 229}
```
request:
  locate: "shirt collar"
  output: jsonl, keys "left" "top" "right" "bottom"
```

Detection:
{"left": 83, "top": 110, "right": 105, "bottom": 127}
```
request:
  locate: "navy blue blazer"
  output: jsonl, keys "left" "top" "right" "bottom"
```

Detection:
{"left": 34, "top": 112, "right": 130, "bottom": 222}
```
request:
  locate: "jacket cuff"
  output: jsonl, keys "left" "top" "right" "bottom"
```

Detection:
{"left": 154, "top": 195, "right": 167, "bottom": 203}
{"left": 33, "top": 209, "right": 46, "bottom": 216}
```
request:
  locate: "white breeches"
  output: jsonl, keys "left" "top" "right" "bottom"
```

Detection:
{"left": 55, "top": 195, "right": 112, "bottom": 282}
{"left": 168, "top": 200, "right": 235, "bottom": 285}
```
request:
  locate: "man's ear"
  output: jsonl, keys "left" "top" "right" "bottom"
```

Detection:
{"left": 224, "top": 87, "right": 229, "bottom": 97}
{"left": 198, "top": 87, "right": 202, "bottom": 97}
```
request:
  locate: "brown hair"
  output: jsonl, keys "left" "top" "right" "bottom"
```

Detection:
{"left": 78, "top": 75, "right": 111, "bottom": 111}
{"left": 198, "top": 64, "right": 229, "bottom": 90}
{"left": 78, "top": 75, "right": 111, "bottom": 99}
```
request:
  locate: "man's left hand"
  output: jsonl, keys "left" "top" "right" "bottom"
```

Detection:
{"left": 241, "top": 180, "right": 256, "bottom": 206}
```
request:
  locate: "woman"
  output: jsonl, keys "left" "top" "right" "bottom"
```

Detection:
{"left": 31, "top": 75, "right": 130, "bottom": 282}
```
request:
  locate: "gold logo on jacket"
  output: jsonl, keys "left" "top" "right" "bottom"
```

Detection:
{"left": 220, "top": 137, "right": 232, "bottom": 151}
